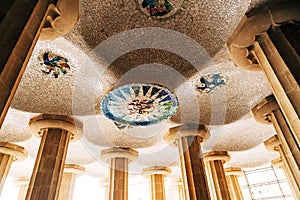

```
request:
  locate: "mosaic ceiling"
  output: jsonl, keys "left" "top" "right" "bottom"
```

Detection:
{"left": 1, "top": 0, "right": 279, "bottom": 178}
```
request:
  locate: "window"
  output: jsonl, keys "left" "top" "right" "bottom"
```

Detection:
{"left": 238, "top": 164, "right": 294, "bottom": 200}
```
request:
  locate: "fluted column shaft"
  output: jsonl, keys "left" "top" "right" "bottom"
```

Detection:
{"left": 0, "top": 0, "right": 52, "bottom": 127}
{"left": 58, "top": 173, "right": 75, "bottom": 200}
{"left": 271, "top": 157, "right": 300, "bottom": 200}
{"left": 204, "top": 152, "right": 231, "bottom": 200}
{"left": 254, "top": 27, "right": 300, "bottom": 146}
{"left": 0, "top": 153, "right": 13, "bottom": 193}
{"left": 271, "top": 109, "right": 300, "bottom": 170}
{"left": 0, "top": 142, "right": 27, "bottom": 193}
{"left": 225, "top": 168, "right": 244, "bottom": 200}
{"left": 58, "top": 164, "right": 85, "bottom": 200}
{"left": 99, "top": 178, "right": 109, "bottom": 200}
{"left": 150, "top": 174, "right": 166, "bottom": 200}
{"left": 110, "top": 157, "right": 128, "bottom": 200}
{"left": 265, "top": 136, "right": 300, "bottom": 199}
{"left": 15, "top": 177, "right": 30, "bottom": 200}
{"left": 179, "top": 135, "right": 210, "bottom": 200}
{"left": 0, "top": 0, "right": 79, "bottom": 127}
{"left": 26, "top": 114, "right": 81, "bottom": 200}
{"left": 172, "top": 179, "right": 185, "bottom": 200}
{"left": 253, "top": 95, "right": 300, "bottom": 196}
{"left": 164, "top": 125, "right": 211, "bottom": 200}
{"left": 227, "top": 1, "right": 300, "bottom": 149}
{"left": 25, "top": 128, "right": 71, "bottom": 200}
{"left": 177, "top": 183, "right": 185, "bottom": 200}
{"left": 101, "top": 148, "right": 138, "bottom": 200}
{"left": 143, "top": 166, "right": 171, "bottom": 200}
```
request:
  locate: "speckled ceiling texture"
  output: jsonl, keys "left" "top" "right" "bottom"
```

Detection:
{"left": 66, "top": 0, "right": 251, "bottom": 55}
{"left": 0, "top": 108, "right": 37, "bottom": 142}
{"left": 2, "top": 0, "right": 281, "bottom": 177}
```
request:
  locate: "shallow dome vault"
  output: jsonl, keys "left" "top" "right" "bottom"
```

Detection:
{"left": 1, "top": 0, "right": 282, "bottom": 184}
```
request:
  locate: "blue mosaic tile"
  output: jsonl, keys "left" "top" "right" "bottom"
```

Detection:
{"left": 141, "top": 0, "right": 173, "bottom": 17}
{"left": 195, "top": 73, "right": 226, "bottom": 93}
{"left": 39, "top": 52, "right": 70, "bottom": 78}
{"left": 101, "top": 83, "right": 179, "bottom": 126}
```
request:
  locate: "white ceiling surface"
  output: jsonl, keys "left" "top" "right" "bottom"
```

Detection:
{"left": 0, "top": 108, "right": 38, "bottom": 142}
{"left": 202, "top": 112, "right": 276, "bottom": 152}
{"left": 226, "top": 143, "right": 280, "bottom": 169}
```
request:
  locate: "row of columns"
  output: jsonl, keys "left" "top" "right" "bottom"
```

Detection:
{"left": 1, "top": 101, "right": 299, "bottom": 200}
{"left": 253, "top": 95, "right": 300, "bottom": 199}
{"left": 0, "top": 1, "right": 298, "bottom": 200}
{"left": 14, "top": 164, "right": 85, "bottom": 200}
{"left": 227, "top": 2, "right": 300, "bottom": 198}
{"left": 99, "top": 147, "right": 243, "bottom": 200}
{"left": 11, "top": 165, "right": 243, "bottom": 200}
{"left": 227, "top": 0, "right": 300, "bottom": 148}
{"left": 0, "top": 122, "right": 243, "bottom": 200}
{"left": 227, "top": 4, "right": 300, "bottom": 199}
{"left": 0, "top": 114, "right": 86, "bottom": 199}
{"left": 0, "top": 112, "right": 286, "bottom": 200}
{"left": 163, "top": 124, "right": 243, "bottom": 200}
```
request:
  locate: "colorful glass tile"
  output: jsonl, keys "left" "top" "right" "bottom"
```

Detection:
{"left": 39, "top": 52, "right": 70, "bottom": 78}
{"left": 195, "top": 73, "right": 226, "bottom": 93}
{"left": 141, "top": 0, "right": 173, "bottom": 17}
{"left": 101, "top": 83, "right": 179, "bottom": 126}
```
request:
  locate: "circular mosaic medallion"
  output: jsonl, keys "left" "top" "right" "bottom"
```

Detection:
{"left": 101, "top": 83, "right": 179, "bottom": 126}
{"left": 195, "top": 73, "right": 226, "bottom": 93}
{"left": 138, "top": 0, "right": 184, "bottom": 18}
{"left": 39, "top": 51, "right": 70, "bottom": 78}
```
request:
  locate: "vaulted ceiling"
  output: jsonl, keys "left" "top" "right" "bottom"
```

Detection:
{"left": 1, "top": 0, "right": 280, "bottom": 180}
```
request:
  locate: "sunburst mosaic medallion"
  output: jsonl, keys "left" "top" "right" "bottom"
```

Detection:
{"left": 101, "top": 83, "right": 179, "bottom": 126}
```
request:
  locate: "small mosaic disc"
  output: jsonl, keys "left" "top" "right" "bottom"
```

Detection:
{"left": 101, "top": 83, "right": 179, "bottom": 126}
{"left": 39, "top": 51, "right": 70, "bottom": 78}
{"left": 138, "top": 0, "right": 184, "bottom": 18}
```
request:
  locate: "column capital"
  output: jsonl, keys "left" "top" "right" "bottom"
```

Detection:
{"left": 0, "top": 142, "right": 27, "bottom": 161}
{"left": 100, "top": 147, "right": 138, "bottom": 163}
{"left": 271, "top": 157, "right": 284, "bottom": 169}
{"left": 164, "top": 124, "right": 210, "bottom": 146}
{"left": 227, "top": 1, "right": 300, "bottom": 70}
{"left": 203, "top": 151, "right": 230, "bottom": 164}
{"left": 171, "top": 178, "right": 183, "bottom": 186}
{"left": 29, "top": 114, "right": 83, "bottom": 141}
{"left": 64, "top": 164, "right": 85, "bottom": 176}
{"left": 14, "top": 176, "right": 30, "bottom": 186}
{"left": 142, "top": 166, "right": 171, "bottom": 177}
{"left": 225, "top": 167, "right": 243, "bottom": 176}
{"left": 264, "top": 135, "right": 281, "bottom": 152}
{"left": 252, "top": 95, "right": 279, "bottom": 124}
{"left": 99, "top": 177, "right": 109, "bottom": 187}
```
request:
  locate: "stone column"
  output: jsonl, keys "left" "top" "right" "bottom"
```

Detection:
{"left": 101, "top": 147, "right": 138, "bottom": 200}
{"left": 25, "top": 114, "right": 82, "bottom": 200}
{"left": 143, "top": 166, "right": 171, "bottom": 200}
{"left": 0, "top": 0, "right": 79, "bottom": 127}
{"left": 171, "top": 178, "right": 185, "bottom": 200}
{"left": 265, "top": 136, "right": 300, "bottom": 199}
{"left": 58, "top": 164, "right": 85, "bottom": 200}
{"left": 14, "top": 177, "right": 30, "bottom": 200}
{"left": 99, "top": 178, "right": 109, "bottom": 200}
{"left": 164, "top": 124, "right": 211, "bottom": 200}
{"left": 224, "top": 168, "right": 244, "bottom": 200}
{"left": 0, "top": 142, "right": 27, "bottom": 193}
{"left": 0, "top": 0, "right": 51, "bottom": 127}
{"left": 253, "top": 95, "right": 300, "bottom": 192}
{"left": 227, "top": 1, "right": 300, "bottom": 147}
{"left": 204, "top": 151, "right": 231, "bottom": 200}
